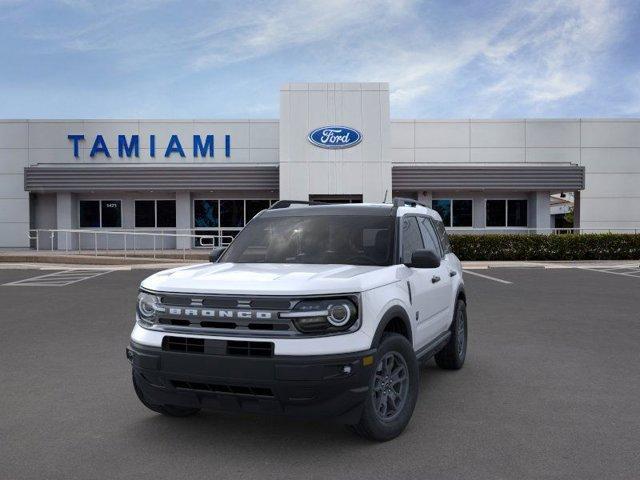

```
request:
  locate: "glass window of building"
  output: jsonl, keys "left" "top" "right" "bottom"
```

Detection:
{"left": 194, "top": 200, "right": 219, "bottom": 228}
{"left": 156, "top": 201, "right": 176, "bottom": 228}
{"left": 486, "top": 200, "right": 528, "bottom": 227}
{"left": 432, "top": 200, "right": 451, "bottom": 227}
{"left": 246, "top": 200, "right": 271, "bottom": 222}
{"left": 135, "top": 200, "right": 176, "bottom": 228}
{"left": 101, "top": 201, "right": 122, "bottom": 228}
{"left": 508, "top": 200, "right": 528, "bottom": 227}
{"left": 486, "top": 200, "right": 507, "bottom": 227}
{"left": 134, "top": 201, "right": 155, "bottom": 228}
{"left": 80, "top": 200, "right": 121, "bottom": 228}
{"left": 433, "top": 199, "right": 473, "bottom": 227}
{"left": 452, "top": 200, "right": 472, "bottom": 227}
{"left": 79, "top": 201, "right": 100, "bottom": 228}
{"left": 220, "top": 200, "right": 244, "bottom": 227}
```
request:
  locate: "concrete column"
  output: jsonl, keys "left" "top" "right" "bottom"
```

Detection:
{"left": 56, "top": 192, "right": 78, "bottom": 250}
{"left": 573, "top": 191, "right": 581, "bottom": 230}
{"left": 529, "top": 191, "right": 550, "bottom": 233}
{"left": 175, "top": 191, "right": 191, "bottom": 250}
{"left": 472, "top": 192, "right": 485, "bottom": 229}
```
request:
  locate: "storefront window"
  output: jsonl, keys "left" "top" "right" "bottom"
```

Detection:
{"left": 432, "top": 200, "right": 451, "bottom": 227}
{"left": 101, "top": 201, "right": 122, "bottom": 228}
{"left": 486, "top": 199, "right": 528, "bottom": 227}
{"left": 246, "top": 200, "right": 270, "bottom": 222}
{"left": 135, "top": 201, "right": 155, "bottom": 228}
{"left": 486, "top": 200, "right": 507, "bottom": 227}
{"left": 508, "top": 200, "right": 528, "bottom": 227}
{"left": 194, "top": 200, "right": 219, "bottom": 228}
{"left": 80, "top": 200, "right": 121, "bottom": 228}
{"left": 220, "top": 200, "right": 244, "bottom": 227}
{"left": 157, "top": 200, "right": 176, "bottom": 228}
{"left": 452, "top": 200, "right": 472, "bottom": 227}
{"left": 432, "top": 199, "right": 472, "bottom": 227}
{"left": 79, "top": 201, "right": 100, "bottom": 228}
{"left": 135, "top": 200, "right": 176, "bottom": 228}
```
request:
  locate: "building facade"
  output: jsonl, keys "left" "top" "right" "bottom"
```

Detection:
{"left": 1, "top": 82, "right": 638, "bottom": 249}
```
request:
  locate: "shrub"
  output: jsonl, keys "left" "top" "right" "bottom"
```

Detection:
{"left": 449, "top": 234, "right": 640, "bottom": 261}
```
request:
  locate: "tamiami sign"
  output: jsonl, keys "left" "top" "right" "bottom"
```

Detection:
{"left": 67, "top": 134, "right": 232, "bottom": 158}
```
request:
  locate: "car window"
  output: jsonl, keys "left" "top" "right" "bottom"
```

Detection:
{"left": 220, "top": 215, "right": 395, "bottom": 266}
{"left": 431, "top": 218, "right": 452, "bottom": 254}
{"left": 418, "top": 217, "right": 442, "bottom": 257}
{"left": 401, "top": 216, "right": 424, "bottom": 264}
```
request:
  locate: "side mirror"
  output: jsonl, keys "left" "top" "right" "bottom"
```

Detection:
{"left": 208, "top": 246, "right": 226, "bottom": 263}
{"left": 406, "top": 249, "right": 440, "bottom": 269}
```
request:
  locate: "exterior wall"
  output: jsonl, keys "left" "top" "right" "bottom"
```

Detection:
{"left": 1, "top": 108, "right": 639, "bottom": 247}
{"left": 0, "top": 121, "right": 30, "bottom": 247}
{"left": 392, "top": 118, "right": 640, "bottom": 232}
{"left": 579, "top": 120, "right": 640, "bottom": 231}
{"left": 279, "top": 83, "right": 391, "bottom": 202}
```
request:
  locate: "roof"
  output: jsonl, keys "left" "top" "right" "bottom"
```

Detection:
{"left": 261, "top": 200, "right": 440, "bottom": 220}
{"left": 261, "top": 203, "right": 396, "bottom": 217}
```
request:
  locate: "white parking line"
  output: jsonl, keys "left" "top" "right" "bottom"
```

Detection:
{"left": 462, "top": 269, "right": 513, "bottom": 284}
{"left": 2, "top": 269, "right": 115, "bottom": 287}
{"left": 577, "top": 266, "right": 640, "bottom": 279}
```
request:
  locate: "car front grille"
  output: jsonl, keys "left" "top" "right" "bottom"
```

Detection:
{"left": 162, "top": 336, "right": 274, "bottom": 357}
{"left": 153, "top": 294, "right": 296, "bottom": 336}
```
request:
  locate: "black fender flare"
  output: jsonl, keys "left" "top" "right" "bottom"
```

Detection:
{"left": 371, "top": 305, "right": 413, "bottom": 348}
{"left": 456, "top": 284, "right": 466, "bottom": 305}
{"left": 446, "top": 285, "right": 467, "bottom": 331}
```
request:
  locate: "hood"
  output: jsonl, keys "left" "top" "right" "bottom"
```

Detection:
{"left": 141, "top": 262, "right": 400, "bottom": 296}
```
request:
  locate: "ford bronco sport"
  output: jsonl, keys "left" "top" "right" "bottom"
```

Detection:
{"left": 127, "top": 198, "right": 467, "bottom": 441}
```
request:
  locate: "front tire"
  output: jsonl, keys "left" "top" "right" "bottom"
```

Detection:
{"left": 435, "top": 299, "right": 467, "bottom": 370}
{"left": 351, "top": 333, "right": 419, "bottom": 441}
{"left": 132, "top": 372, "right": 200, "bottom": 417}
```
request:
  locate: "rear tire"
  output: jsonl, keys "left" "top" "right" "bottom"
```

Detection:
{"left": 351, "top": 333, "right": 419, "bottom": 441}
{"left": 132, "top": 372, "right": 200, "bottom": 417}
{"left": 435, "top": 299, "right": 467, "bottom": 370}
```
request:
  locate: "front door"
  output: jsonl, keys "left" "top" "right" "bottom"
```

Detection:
{"left": 400, "top": 216, "right": 451, "bottom": 350}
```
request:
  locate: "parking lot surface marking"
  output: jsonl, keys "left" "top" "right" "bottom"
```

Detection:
{"left": 2, "top": 268, "right": 115, "bottom": 287}
{"left": 577, "top": 265, "right": 640, "bottom": 279}
{"left": 462, "top": 269, "right": 513, "bottom": 284}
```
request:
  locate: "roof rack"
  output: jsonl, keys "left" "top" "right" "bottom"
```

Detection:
{"left": 392, "top": 197, "right": 428, "bottom": 208}
{"left": 269, "top": 200, "right": 327, "bottom": 210}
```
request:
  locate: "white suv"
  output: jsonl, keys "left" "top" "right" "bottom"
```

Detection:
{"left": 127, "top": 198, "right": 467, "bottom": 441}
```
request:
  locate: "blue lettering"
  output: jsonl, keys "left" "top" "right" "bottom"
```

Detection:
{"left": 150, "top": 135, "right": 155, "bottom": 157}
{"left": 118, "top": 135, "right": 139, "bottom": 157}
{"left": 225, "top": 134, "right": 231, "bottom": 158}
{"left": 89, "top": 134, "right": 111, "bottom": 158}
{"left": 164, "top": 134, "right": 185, "bottom": 157}
{"left": 193, "top": 134, "right": 214, "bottom": 157}
{"left": 67, "top": 134, "right": 84, "bottom": 158}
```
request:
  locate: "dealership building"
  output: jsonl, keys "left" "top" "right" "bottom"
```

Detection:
{"left": 0, "top": 82, "right": 638, "bottom": 249}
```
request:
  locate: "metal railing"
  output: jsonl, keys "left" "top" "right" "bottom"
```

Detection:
{"left": 27, "top": 228, "right": 235, "bottom": 259}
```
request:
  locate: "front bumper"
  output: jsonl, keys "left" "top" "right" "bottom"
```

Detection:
{"left": 127, "top": 340, "right": 376, "bottom": 423}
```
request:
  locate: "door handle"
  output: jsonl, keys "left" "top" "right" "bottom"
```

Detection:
{"left": 431, "top": 275, "right": 441, "bottom": 284}
{"left": 449, "top": 270, "right": 457, "bottom": 277}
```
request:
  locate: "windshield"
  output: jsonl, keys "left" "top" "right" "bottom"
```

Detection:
{"left": 220, "top": 215, "right": 396, "bottom": 266}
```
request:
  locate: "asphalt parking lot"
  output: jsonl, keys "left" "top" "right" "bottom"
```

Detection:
{"left": 1, "top": 266, "right": 639, "bottom": 480}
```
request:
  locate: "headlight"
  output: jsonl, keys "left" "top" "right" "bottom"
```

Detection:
{"left": 281, "top": 297, "right": 359, "bottom": 334}
{"left": 136, "top": 291, "right": 161, "bottom": 325}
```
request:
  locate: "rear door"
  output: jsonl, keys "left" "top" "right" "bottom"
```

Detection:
{"left": 400, "top": 215, "right": 449, "bottom": 349}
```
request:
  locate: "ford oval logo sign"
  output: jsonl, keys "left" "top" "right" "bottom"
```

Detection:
{"left": 308, "top": 126, "right": 362, "bottom": 149}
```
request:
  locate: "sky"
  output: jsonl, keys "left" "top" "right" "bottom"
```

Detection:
{"left": 1, "top": 0, "right": 639, "bottom": 119}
